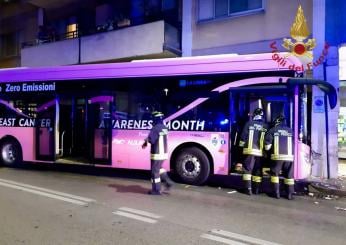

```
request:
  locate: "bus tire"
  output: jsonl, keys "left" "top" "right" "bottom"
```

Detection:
{"left": 0, "top": 139, "right": 22, "bottom": 167}
{"left": 174, "top": 147, "right": 210, "bottom": 185}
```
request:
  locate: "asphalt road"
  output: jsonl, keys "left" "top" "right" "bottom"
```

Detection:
{"left": 0, "top": 165, "right": 345, "bottom": 245}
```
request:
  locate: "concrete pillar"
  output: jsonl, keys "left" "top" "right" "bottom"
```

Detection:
{"left": 38, "top": 8, "right": 44, "bottom": 26}
{"left": 311, "top": 0, "right": 339, "bottom": 178}
{"left": 325, "top": 46, "right": 340, "bottom": 177}
{"left": 311, "top": 0, "right": 328, "bottom": 178}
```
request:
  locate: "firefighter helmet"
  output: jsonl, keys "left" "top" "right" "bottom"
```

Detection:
{"left": 273, "top": 115, "right": 285, "bottom": 126}
{"left": 252, "top": 108, "right": 264, "bottom": 120}
{"left": 152, "top": 111, "right": 164, "bottom": 118}
{"left": 152, "top": 111, "right": 164, "bottom": 124}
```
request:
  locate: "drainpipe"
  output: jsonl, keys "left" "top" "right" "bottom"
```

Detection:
{"left": 78, "top": 34, "right": 81, "bottom": 64}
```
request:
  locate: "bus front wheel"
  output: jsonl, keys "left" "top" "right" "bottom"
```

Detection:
{"left": 174, "top": 147, "right": 210, "bottom": 185}
{"left": 0, "top": 139, "right": 22, "bottom": 167}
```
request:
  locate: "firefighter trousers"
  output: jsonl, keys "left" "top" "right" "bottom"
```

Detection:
{"left": 270, "top": 160, "right": 294, "bottom": 196}
{"left": 151, "top": 160, "right": 173, "bottom": 193}
{"left": 242, "top": 155, "right": 263, "bottom": 193}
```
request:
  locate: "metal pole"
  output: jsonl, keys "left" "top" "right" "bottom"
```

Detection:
{"left": 78, "top": 34, "right": 81, "bottom": 64}
{"left": 324, "top": 94, "right": 330, "bottom": 179}
{"left": 323, "top": 62, "right": 330, "bottom": 179}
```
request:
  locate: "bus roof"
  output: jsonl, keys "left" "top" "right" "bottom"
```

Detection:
{"left": 0, "top": 53, "right": 301, "bottom": 83}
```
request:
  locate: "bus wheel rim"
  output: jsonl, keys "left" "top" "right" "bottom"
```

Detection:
{"left": 181, "top": 154, "right": 201, "bottom": 178}
{"left": 2, "top": 144, "right": 15, "bottom": 163}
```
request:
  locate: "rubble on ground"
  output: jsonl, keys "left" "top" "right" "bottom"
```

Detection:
{"left": 305, "top": 177, "right": 346, "bottom": 199}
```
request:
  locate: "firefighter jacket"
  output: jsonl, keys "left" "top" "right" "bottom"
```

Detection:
{"left": 147, "top": 123, "right": 168, "bottom": 160}
{"left": 264, "top": 124, "right": 294, "bottom": 161}
{"left": 239, "top": 119, "right": 268, "bottom": 156}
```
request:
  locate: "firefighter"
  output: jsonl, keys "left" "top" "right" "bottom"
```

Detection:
{"left": 142, "top": 111, "right": 174, "bottom": 195}
{"left": 265, "top": 115, "right": 294, "bottom": 200}
{"left": 239, "top": 108, "right": 268, "bottom": 195}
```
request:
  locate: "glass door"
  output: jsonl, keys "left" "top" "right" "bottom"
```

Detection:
{"left": 36, "top": 98, "right": 56, "bottom": 161}
{"left": 57, "top": 95, "right": 113, "bottom": 165}
{"left": 88, "top": 95, "right": 113, "bottom": 164}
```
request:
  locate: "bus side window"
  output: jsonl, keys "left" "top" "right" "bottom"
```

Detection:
{"left": 163, "top": 89, "right": 229, "bottom": 132}
{"left": 0, "top": 101, "right": 25, "bottom": 118}
{"left": 193, "top": 93, "right": 229, "bottom": 132}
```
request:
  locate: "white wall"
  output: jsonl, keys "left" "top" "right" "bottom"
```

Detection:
{"left": 191, "top": 0, "right": 312, "bottom": 55}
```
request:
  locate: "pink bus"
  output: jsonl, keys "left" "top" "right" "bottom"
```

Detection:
{"left": 0, "top": 53, "right": 336, "bottom": 185}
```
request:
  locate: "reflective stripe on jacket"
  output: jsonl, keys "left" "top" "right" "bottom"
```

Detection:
{"left": 265, "top": 124, "right": 294, "bottom": 162}
{"left": 148, "top": 123, "right": 168, "bottom": 160}
{"left": 239, "top": 120, "right": 267, "bottom": 157}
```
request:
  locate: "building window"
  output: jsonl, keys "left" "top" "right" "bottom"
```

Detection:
{"left": 66, "top": 23, "right": 78, "bottom": 39}
{"left": 198, "top": 0, "right": 264, "bottom": 21}
{"left": 0, "top": 32, "right": 19, "bottom": 58}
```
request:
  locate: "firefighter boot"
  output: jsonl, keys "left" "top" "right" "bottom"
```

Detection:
{"left": 252, "top": 182, "right": 260, "bottom": 195}
{"left": 245, "top": 188, "right": 252, "bottom": 195}
{"left": 251, "top": 176, "right": 262, "bottom": 195}
{"left": 286, "top": 185, "right": 294, "bottom": 200}
{"left": 160, "top": 168, "right": 174, "bottom": 191}
{"left": 270, "top": 176, "right": 280, "bottom": 199}
{"left": 287, "top": 193, "right": 293, "bottom": 200}
{"left": 243, "top": 174, "right": 252, "bottom": 195}
{"left": 243, "top": 180, "right": 252, "bottom": 195}
{"left": 148, "top": 182, "right": 161, "bottom": 195}
{"left": 160, "top": 171, "right": 174, "bottom": 191}
{"left": 273, "top": 183, "right": 280, "bottom": 199}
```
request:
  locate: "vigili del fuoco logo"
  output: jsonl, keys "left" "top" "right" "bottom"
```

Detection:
{"left": 270, "top": 5, "right": 329, "bottom": 72}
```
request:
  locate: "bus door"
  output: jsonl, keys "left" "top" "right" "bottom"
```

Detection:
{"left": 58, "top": 96, "right": 89, "bottom": 162}
{"left": 58, "top": 95, "right": 113, "bottom": 165}
{"left": 36, "top": 98, "right": 56, "bottom": 161}
{"left": 88, "top": 95, "right": 113, "bottom": 164}
{"left": 229, "top": 86, "right": 293, "bottom": 172}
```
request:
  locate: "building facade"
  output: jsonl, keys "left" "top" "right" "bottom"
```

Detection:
{"left": 0, "top": 0, "right": 181, "bottom": 68}
{"left": 182, "top": 0, "right": 312, "bottom": 56}
{"left": 182, "top": 0, "right": 345, "bottom": 179}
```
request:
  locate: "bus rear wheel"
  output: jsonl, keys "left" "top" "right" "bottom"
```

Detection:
{"left": 0, "top": 139, "right": 22, "bottom": 167}
{"left": 174, "top": 147, "right": 210, "bottom": 185}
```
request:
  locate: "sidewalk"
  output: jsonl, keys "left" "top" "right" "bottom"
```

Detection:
{"left": 301, "top": 162, "right": 346, "bottom": 198}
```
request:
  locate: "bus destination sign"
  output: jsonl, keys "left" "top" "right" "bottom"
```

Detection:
{"left": 0, "top": 82, "right": 56, "bottom": 93}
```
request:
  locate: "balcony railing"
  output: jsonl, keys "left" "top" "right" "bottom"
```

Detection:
{"left": 22, "top": 30, "right": 79, "bottom": 48}
{"left": 22, "top": 15, "right": 181, "bottom": 49}
{"left": 21, "top": 20, "right": 181, "bottom": 67}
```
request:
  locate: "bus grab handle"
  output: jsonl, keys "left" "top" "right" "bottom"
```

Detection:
{"left": 59, "top": 131, "right": 66, "bottom": 157}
